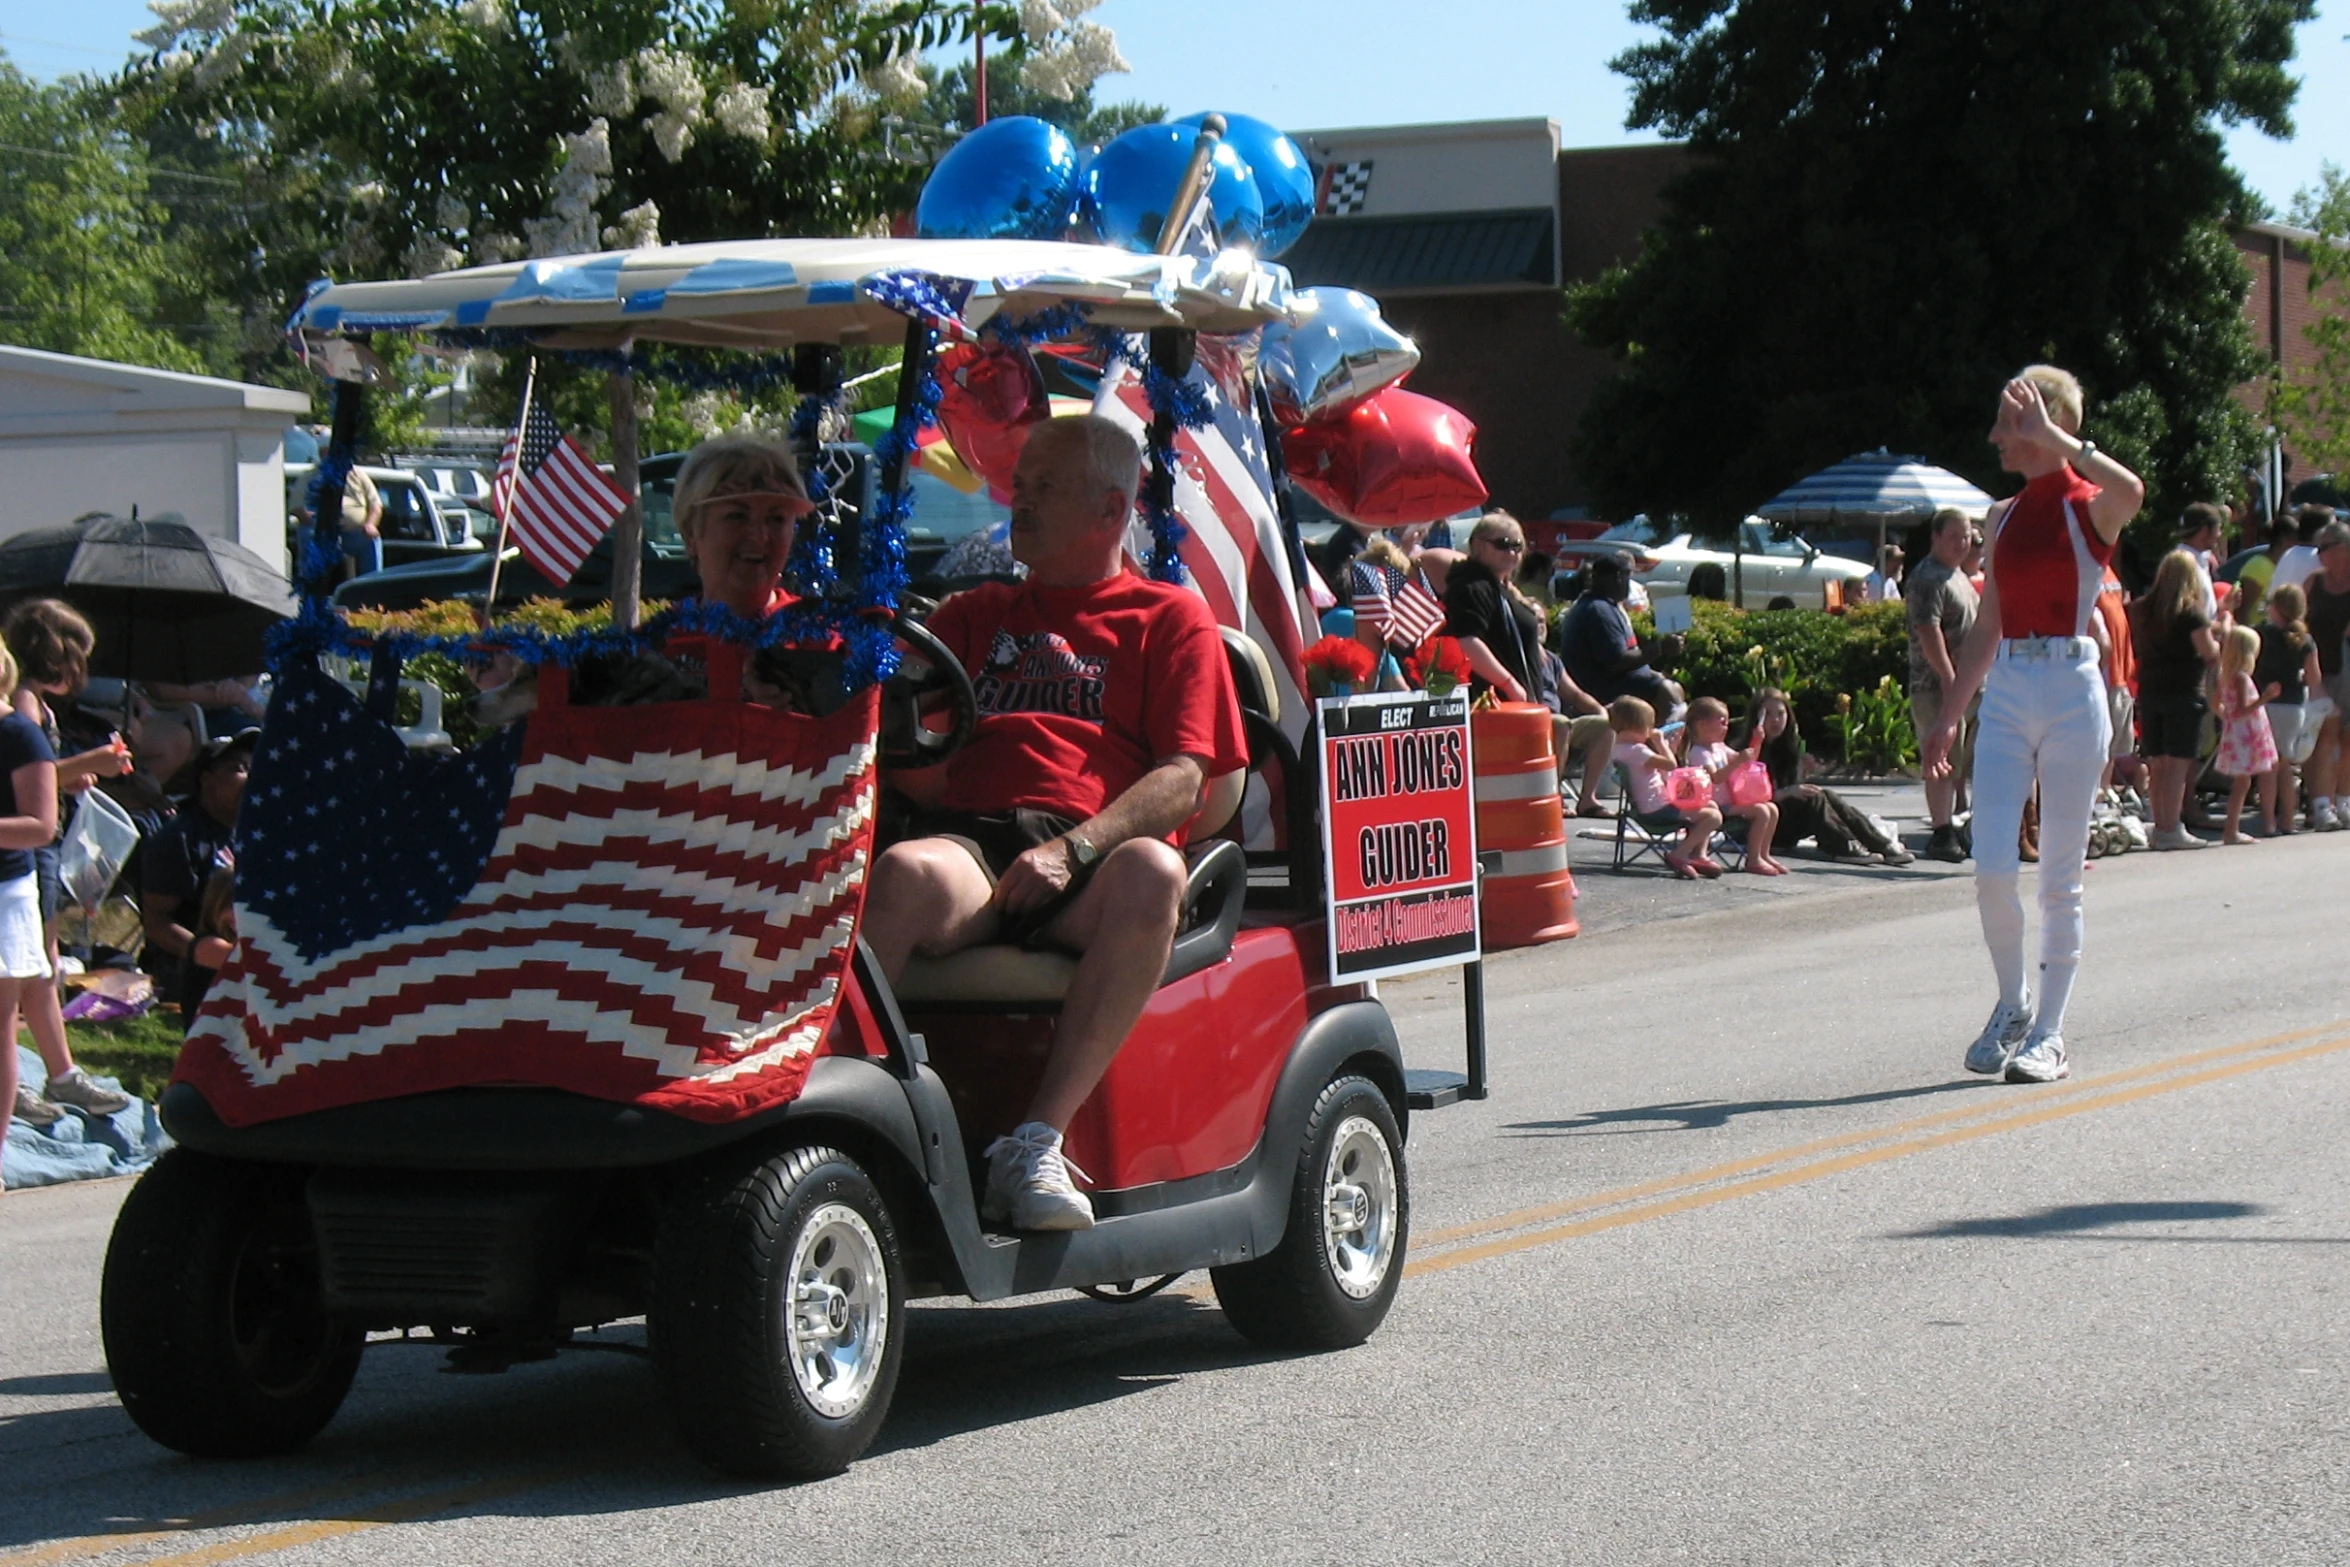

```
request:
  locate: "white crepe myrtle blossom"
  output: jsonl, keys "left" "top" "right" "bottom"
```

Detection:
{"left": 189, "top": 30, "right": 252, "bottom": 93}
{"left": 457, "top": 0, "right": 508, "bottom": 34}
{"left": 135, "top": 0, "right": 233, "bottom": 50}
{"left": 635, "top": 47, "right": 706, "bottom": 161}
{"left": 472, "top": 231, "right": 525, "bottom": 264}
{"left": 862, "top": 50, "right": 925, "bottom": 106}
{"left": 1020, "top": 20, "right": 1126, "bottom": 101}
{"left": 602, "top": 199, "right": 661, "bottom": 250}
{"left": 585, "top": 60, "right": 636, "bottom": 118}
{"left": 711, "top": 82, "right": 771, "bottom": 144}
{"left": 525, "top": 117, "right": 613, "bottom": 258}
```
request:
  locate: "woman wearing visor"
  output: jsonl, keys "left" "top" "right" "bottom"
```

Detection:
{"left": 1922, "top": 367, "right": 2144, "bottom": 1084}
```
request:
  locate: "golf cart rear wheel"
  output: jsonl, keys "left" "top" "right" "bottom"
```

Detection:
{"left": 653, "top": 1144, "right": 904, "bottom": 1479}
{"left": 100, "top": 1150, "right": 362, "bottom": 1458}
{"left": 1212, "top": 1075, "right": 1407, "bottom": 1351}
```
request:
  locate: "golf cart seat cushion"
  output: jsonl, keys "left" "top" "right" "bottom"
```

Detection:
{"left": 893, "top": 840, "right": 1247, "bottom": 1009}
{"left": 1221, "top": 626, "right": 1280, "bottom": 725}
{"left": 895, "top": 945, "right": 1078, "bottom": 1006}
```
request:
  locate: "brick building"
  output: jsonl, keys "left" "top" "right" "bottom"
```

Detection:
{"left": 1284, "top": 119, "right": 2324, "bottom": 522}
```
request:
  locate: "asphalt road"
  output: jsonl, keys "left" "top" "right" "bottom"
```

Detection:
{"left": 4, "top": 833, "right": 2347, "bottom": 1565}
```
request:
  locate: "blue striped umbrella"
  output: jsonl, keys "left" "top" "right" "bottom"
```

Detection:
{"left": 1756, "top": 448, "right": 1994, "bottom": 522}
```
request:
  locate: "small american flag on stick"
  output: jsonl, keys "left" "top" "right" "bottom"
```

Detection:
{"left": 1351, "top": 561, "right": 1446, "bottom": 651}
{"left": 492, "top": 402, "right": 633, "bottom": 586}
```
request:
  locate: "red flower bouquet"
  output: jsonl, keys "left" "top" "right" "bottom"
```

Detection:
{"left": 1303, "top": 633, "right": 1379, "bottom": 697}
{"left": 1404, "top": 635, "right": 1473, "bottom": 697}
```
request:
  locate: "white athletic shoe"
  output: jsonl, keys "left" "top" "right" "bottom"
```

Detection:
{"left": 2152, "top": 826, "right": 2213, "bottom": 851}
{"left": 41, "top": 1068, "right": 130, "bottom": 1117}
{"left": 2005, "top": 1031, "right": 2070, "bottom": 1083}
{"left": 980, "top": 1122, "right": 1095, "bottom": 1231}
{"left": 1964, "top": 997, "right": 2034, "bottom": 1076}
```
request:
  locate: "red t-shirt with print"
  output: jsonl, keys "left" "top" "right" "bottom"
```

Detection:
{"left": 926, "top": 571, "right": 1249, "bottom": 823}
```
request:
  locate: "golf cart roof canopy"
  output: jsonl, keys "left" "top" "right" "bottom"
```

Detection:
{"left": 289, "top": 237, "right": 1298, "bottom": 364}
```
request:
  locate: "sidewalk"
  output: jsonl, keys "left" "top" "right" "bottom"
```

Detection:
{"left": 1562, "top": 773, "right": 1971, "bottom": 939}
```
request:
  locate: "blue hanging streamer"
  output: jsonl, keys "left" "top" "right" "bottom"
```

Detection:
{"left": 1093, "top": 329, "right": 1205, "bottom": 584}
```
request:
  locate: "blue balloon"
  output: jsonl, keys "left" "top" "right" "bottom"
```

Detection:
{"left": 916, "top": 116, "right": 1083, "bottom": 241}
{"left": 1178, "top": 112, "right": 1315, "bottom": 259}
{"left": 1084, "top": 123, "right": 1264, "bottom": 255}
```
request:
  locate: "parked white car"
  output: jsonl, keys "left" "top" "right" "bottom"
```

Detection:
{"left": 1605, "top": 515, "right": 1872, "bottom": 610}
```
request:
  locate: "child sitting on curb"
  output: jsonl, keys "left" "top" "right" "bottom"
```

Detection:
{"left": 1609, "top": 695, "right": 1723, "bottom": 879}
{"left": 1681, "top": 696, "right": 1788, "bottom": 875}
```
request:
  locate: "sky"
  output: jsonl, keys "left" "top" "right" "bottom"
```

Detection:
{"left": 1, "top": 0, "right": 2342, "bottom": 217}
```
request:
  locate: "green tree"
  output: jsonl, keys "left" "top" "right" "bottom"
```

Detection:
{"left": 2278, "top": 165, "right": 2350, "bottom": 480}
{"left": 0, "top": 55, "right": 206, "bottom": 372}
{"left": 1568, "top": 0, "right": 2305, "bottom": 548}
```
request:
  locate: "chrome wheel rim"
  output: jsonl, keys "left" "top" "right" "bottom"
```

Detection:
{"left": 784, "top": 1203, "right": 889, "bottom": 1420}
{"left": 1320, "top": 1116, "right": 1399, "bottom": 1300}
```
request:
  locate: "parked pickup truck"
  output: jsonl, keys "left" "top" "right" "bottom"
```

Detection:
{"left": 288, "top": 464, "right": 488, "bottom": 570}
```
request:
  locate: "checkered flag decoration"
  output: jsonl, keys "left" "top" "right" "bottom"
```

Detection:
{"left": 1319, "top": 160, "right": 1374, "bottom": 216}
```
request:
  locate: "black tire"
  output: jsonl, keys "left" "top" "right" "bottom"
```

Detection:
{"left": 1212, "top": 1075, "right": 1408, "bottom": 1351}
{"left": 653, "top": 1144, "right": 905, "bottom": 1479}
{"left": 100, "top": 1150, "right": 362, "bottom": 1458}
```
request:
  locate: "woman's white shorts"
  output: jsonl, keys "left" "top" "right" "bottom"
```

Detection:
{"left": 0, "top": 873, "right": 51, "bottom": 980}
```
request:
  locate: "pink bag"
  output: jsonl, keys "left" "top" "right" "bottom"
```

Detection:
{"left": 1725, "top": 758, "right": 1774, "bottom": 809}
{"left": 1664, "top": 766, "right": 1713, "bottom": 812}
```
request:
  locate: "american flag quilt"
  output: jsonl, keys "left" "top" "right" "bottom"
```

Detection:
{"left": 176, "top": 662, "right": 880, "bottom": 1126}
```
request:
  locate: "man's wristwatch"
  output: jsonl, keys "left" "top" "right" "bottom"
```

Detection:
{"left": 1063, "top": 831, "right": 1100, "bottom": 869}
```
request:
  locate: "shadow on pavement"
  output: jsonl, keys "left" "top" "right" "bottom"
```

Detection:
{"left": 0, "top": 1371, "right": 112, "bottom": 1396}
{"left": 0, "top": 1289, "right": 1267, "bottom": 1541}
{"left": 1502, "top": 1076, "right": 1998, "bottom": 1137}
{"left": 1897, "top": 1200, "right": 2281, "bottom": 1238}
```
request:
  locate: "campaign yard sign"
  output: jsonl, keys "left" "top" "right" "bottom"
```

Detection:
{"left": 1319, "top": 692, "right": 1481, "bottom": 981}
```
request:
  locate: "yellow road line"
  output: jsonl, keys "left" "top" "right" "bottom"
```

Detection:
{"left": 123, "top": 1471, "right": 566, "bottom": 1567}
{"left": 0, "top": 1474, "right": 417, "bottom": 1567}
{"left": 1408, "top": 1028, "right": 2350, "bottom": 1277}
{"left": 1410, "top": 1018, "right": 2350, "bottom": 1252}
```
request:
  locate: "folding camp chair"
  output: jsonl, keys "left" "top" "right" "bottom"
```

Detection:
{"left": 1609, "top": 762, "right": 1748, "bottom": 874}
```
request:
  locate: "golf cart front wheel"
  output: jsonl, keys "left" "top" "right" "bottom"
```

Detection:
{"left": 653, "top": 1144, "right": 905, "bottom": 1479}
{"left": 1212, "top": 1074, "right": 1408, "bottom": 1351}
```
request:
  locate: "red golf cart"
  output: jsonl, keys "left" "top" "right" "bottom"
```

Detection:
{"left": 99, "top": 234, "right": 1482, "bottom": 1481}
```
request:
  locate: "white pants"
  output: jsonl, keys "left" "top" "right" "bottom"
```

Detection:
{"left": 1973, "top": 641, "right": 2109, "bottom": 1035}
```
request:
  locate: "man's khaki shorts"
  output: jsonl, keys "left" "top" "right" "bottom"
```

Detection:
{"left": 1909, "top": 684, "right": 1975, "bottom": 778}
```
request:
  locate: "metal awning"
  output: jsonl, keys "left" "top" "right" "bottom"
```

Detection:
{"left": 288, "top": 237, "right": 1298, "bottom": 354}
{"left": 1277, "top": 209, "right": 1556, "bottom": 294}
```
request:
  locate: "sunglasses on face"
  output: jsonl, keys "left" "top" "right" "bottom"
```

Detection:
{"left": 1483, "top": 537, "right": 1526, "bottom": 553}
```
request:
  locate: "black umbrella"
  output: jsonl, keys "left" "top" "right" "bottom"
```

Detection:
{"left": 0, "top": 513, "right": 298, "bottom": 684}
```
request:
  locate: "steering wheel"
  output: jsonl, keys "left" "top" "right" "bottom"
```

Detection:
{"left": 880, "top": 611, "right": 977, "bottom": 770}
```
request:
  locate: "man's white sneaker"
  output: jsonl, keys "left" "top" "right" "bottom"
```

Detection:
{"left": 2311, "top": 799, "right": 2340, "bottom": 831}
{"left": 980, "top": 1122, "right": 1095, "bottom": 1231}
{"left": 1964, "top": 997, "right": 2033, "bottom": 1076}
{"left": 2005, "top": 1031, "right": 2070, "bottom": 1083}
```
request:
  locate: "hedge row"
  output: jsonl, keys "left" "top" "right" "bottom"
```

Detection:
{"left": 1615, "top": 599, "right": 1916, "bottom": 769}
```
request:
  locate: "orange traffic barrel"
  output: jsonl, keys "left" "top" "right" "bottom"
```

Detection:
{"left": 1470, "top": 702, "right": 1578, "bottom": 946}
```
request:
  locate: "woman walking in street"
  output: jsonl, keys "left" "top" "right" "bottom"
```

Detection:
{"left": 1922, "top": 367, "right": 2144, "bottom": 1084}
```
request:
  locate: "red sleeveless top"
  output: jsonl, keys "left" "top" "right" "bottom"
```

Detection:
{"left": 1991, "top": 466, "right": 2111, "bottom": 638}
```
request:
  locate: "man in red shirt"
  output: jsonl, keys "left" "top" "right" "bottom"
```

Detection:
{"left": 864, "top": 415, "right": 1248, "bottom": 1231}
